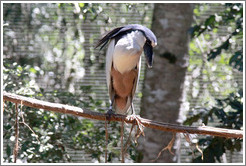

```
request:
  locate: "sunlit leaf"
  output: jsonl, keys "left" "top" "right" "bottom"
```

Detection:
{"left": 229, "top": 50, "right": 243, "bottom": 72}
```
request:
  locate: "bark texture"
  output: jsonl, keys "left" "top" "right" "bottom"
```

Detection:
{"left": 3, "top": 91, "right": 243, "bottom": 138}
{"left": 138, "top": 3, "right": 194, "bottom": 163}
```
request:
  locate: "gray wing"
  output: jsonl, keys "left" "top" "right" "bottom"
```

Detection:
{"left": 95, "top": 27, "right": 124, "bottom": 50}
{"left": 95, "top": 24, "right": 156, "bottom": 50}
{"left": 131, "top": 56, "right": 141, "bottom": 100}
{"left": 105, "top": 39, "right": 115, "bottom": 103}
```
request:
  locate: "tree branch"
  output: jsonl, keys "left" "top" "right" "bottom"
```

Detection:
{"left": 3, "top": 91, "right": 243, "bottom": 139}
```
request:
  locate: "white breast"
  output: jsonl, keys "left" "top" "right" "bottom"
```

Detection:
{"left": 113, "top": 31, "right": 146, "bottom": 74}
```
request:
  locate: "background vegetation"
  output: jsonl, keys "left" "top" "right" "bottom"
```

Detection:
{"left": 2, "top": 3, "right": 243, "bottom": 163}
{"left": 184, "top": 3, "right": 243, "bottom": 162}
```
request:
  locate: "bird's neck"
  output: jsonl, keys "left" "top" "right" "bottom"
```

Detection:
{"left": 131, "top": 30, "right": 146, "bottom": 48}
{"left": 113, "top": 31, "right": 146, "bottom": 74}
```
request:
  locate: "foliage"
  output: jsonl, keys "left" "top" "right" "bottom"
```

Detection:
{"left": 3, "top": 3, "right": 151, "bottom": 163}
{"left": 184, "top": 90, "right": 243, "bottom": 128}
{"left": 185, "top": 3, "right": 243, "bottom": 163}
{"left": 184, "top": 90, "right": 243, "bottom": 162}
{"left": 3, "top": 3, "right": 109, "bottom": 163}
{"left": 190, "top": 3, "right": 243, "bottom": 72}
{"left": 3, "top": 2, "right": 243, "bottom": 163}
{"left": 3, "top": 59, "right": 109, "bottom": 162}
{"left": 194, "top": 137, "right": 241, "bottom": 163}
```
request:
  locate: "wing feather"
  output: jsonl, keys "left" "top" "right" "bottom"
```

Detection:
{"left": 105, "top": 39, "right": 115, "bottom": 103}
{"left": 95, "top": 24, "right": 150, "bottom": 50}
{"left": 95, "top": 24, "right": 150, "bottom": 114}
{"left": 95, "top": 27, "right": 123, "bottom": 50}
{"left": 131, "top": 56, "right": 141, "bottom": 100}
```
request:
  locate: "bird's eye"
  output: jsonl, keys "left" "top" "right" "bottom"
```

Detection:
{"left": 146, "top": 40, "right": 151, "bottom": 45}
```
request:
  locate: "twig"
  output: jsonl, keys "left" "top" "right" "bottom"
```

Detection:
{"left": 13, "top": 103, "right": 19, "bottom": 163}
{"left": 152, "top": 133, "right": 175, "bottom": 162}
{"left": 183, "top": 132, "right": 204, "bottom": 160}
{"left": 3, "top": 92, "right": 243, "bottom": 139}
{"left": 196, "top": 143, "right": 204, "bottom": 160}
{"left": 124, "top": 124, "right": 135, "bottom": 153}
{"left": 121, "top": 121, "right": 125, "bottom": 163}
{"left": 19, "top": 101, "right": 40, "bottom": 143}
{"left": 184, "top": 132, "right": 195, "bottom": 157}
{"left": 105, "top": 118, "right": 108, "bottom": 163}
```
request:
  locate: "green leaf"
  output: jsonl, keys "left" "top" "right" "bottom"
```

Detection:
{"left": 79, "top": 3, "right": 85, "bottom": 8}
{"left": 183, "top": 114, "right": 201, "bottom": 126}
{"left": 207, "top": 38, "right": 230, "bottom": 61}
{"left": 4, "top": 124, "right": 12, "bottom": 130}
{"left": 205, "top": 15, "right": 215, "bottom": 26}
{"left": 229, "top": 50, "right": 243, "bottom": 72}
{"left": 6, "top": 145, "right": 11, "bottom": 157}
{"left": 194, "top": 8, "right": 200, "bottom": 16}
{"left": 234, "top": 140, "right": 242, "bottom": 151}
{"left": 29, "top": 67, "right": 37, "bottom": 74}
{"left": 17, "top": 66, "right": 23, "bottom": 72}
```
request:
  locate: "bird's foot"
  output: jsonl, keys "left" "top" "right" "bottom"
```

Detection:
{"left": 105, "top": 109, "right": 115, "bottom": 122}
{"left": 126, "top": 114, "right": 145, "bottom": 143}
{"left": 126, "top": 114, "right": 140, "bottom": 121}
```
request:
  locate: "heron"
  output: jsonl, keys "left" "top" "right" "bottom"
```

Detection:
{"left": 95, "top": 24, "right": 157, "bottom": 162}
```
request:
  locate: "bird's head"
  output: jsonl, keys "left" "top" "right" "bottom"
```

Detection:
{"left": 95, "top": 24, "right": 157, "bottom": 68}
{"left": 123, "top": 24, "right": 157, "bottom": 68}
{"left": 143, "top": 30, "right": 157, "bottom": 68}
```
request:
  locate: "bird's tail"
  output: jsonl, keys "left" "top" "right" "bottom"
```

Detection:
{"left": 114, "top": 96, "right": 131, "bottom": 115}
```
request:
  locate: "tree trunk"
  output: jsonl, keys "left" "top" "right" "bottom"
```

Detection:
{"left": 138, "top": 3, "right": 194, "bottom": 163}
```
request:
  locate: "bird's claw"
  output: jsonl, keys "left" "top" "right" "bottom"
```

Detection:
{"left": 106, "top": 109, "right": 114, "bottom": 121}
{"left": 126, "top": 114, "right": 145, "bottom": 138}
{"left": 126, "top": 114, "right": 141, "bottom": 121}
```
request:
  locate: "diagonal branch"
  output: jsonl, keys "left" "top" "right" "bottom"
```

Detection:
{"left": 3, "top": 91, "right": 243, "bottom": 139}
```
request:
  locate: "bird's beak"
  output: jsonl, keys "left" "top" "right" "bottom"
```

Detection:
{"left": 143, "top": 42, "right": 154, "bottom": 68}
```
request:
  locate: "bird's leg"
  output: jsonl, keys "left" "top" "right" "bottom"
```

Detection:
{"left": 126, "top": 103, "right": 145, "bottom": 144}
{"left": 131, "top": 102, "right": 136, "bottom": 115}
{"left": 105, "top": 96, "right": 115, "bottom": 162}
{"left": 106, "top": 105, "right": 114, "bottom": 121}
{"left": 106, "top": 96, "right": 115, "bottom": 121}
{"left": 128, "top": 103, "right": 141, "bottom": 121}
